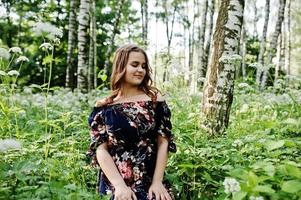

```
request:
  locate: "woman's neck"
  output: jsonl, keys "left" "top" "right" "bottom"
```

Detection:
{"left": 118, "top": 85, "right": 145, "bottom": 98}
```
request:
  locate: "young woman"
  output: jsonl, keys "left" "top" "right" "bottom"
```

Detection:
{"left": 86, "top": 44, "right": 176, "bottom": 200}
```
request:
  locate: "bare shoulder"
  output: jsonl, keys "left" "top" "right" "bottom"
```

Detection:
{"left": 94, "top": 97, "right": 112, "bottom": 107}
{"left": 156, "top": 92, "right": 166, "bottom": 102}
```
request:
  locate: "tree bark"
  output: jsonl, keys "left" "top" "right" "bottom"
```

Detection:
{"left": 77, "top": 0, "right": 90, "bottom": 92}
{"left": 162, "top": 0, "right": 178, "bottom": 82}
{"left": 285, "top": 0, "right": 291, "bottom": 75}
{"left": 140, "top": 0, "right": 148, "bottom": 46}
{"left": 203, "top": 0, "right": 215, "bottom": 78}
{"left": 261, "top": 0, "right": 286, "bottom": 88}
{"left": 239, "top": 22, "right": 246, "bottom": 79}
{"left": 88, "top": 0, "right": 96, "bottom": 92}
{"left": 66, "top": 0, "right": 78, "bottom": 89}
{"left": 197, "top": 0, "right": 208, "bottom": 88}
{"left": 201, "top": 0, "right": 244, "bottom": 136}
{"left": 256, "top": 0, "right": 270, "bottom": 85}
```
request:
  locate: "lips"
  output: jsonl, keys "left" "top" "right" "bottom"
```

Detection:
{"left": 134, "top": 75, "right": 143, "bottom": 79}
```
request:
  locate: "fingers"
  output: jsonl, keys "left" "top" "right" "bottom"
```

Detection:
{"left": 132, "top": 191, "right": 137, "bottom": 200}
{"left": 148, "top": 191, "right": 153, "bottom": 200}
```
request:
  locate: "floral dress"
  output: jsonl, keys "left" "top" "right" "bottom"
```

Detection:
{"left": 86, "top": 100, "right": 177, "bottom": 200}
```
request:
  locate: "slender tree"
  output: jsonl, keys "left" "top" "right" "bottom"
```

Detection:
{"left": 162, "top": 0, "right": 178, "bottom": 82}
{"left": 197, "top": 0, "right": 208, "bottom": 87}
{"left": 66, "top": 0, "right": 78, "bottom": 89}
{"left": 140, "top": 0, "right": 149, "bottom": 46}
{"left": 285, "top": 0, "right": 291, "bottom": 75}
{"left": 256, "top": 0, "right": 270, "bottom": 85}
{"left": 201, "top": 0, "right": 244, "bottom": 136}
{"left": 203, "top": 0, "right": 216, "bottom": 77}
{"left": 261, "top": 0, "right": 286, "bottom": 88}
{"left": 77, "top": 0, "right": 90, "bottom": 92}
{"left": 88, "top": 0, "right": 96, "bottom": 91}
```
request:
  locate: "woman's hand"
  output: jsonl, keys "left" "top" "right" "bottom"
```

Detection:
{"left": 148, "top": 181, "right": 172, "bottom": 200}
{"left": 114, "top": 183, "right": 137, "bottom": 200}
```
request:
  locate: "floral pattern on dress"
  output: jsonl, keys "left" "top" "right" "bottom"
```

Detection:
{"left": 86, "top": 100, "right": 176, "bottom": 199}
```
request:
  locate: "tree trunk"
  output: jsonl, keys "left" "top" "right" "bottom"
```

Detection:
{"left": 285, "top": 0, "right": 291, "bottom": 75}
{"left": 197, "top": 0, "right": 208, "bottom": 87}
{"left": 275, "top": 32, "right": 282, "bottom": 82}
{"left": 88, "top": 0, "right": 96, "bottom": 92}
{"left": 77, "top": 0, "right": 90, "bottom": 92}
{"left": 188, "top": 0, "right": 197, "bottom": 93}
{"left": 261, "top": 0, "right": 286, "bottom": 88}
{"left": 239, "top": 22, "right": 246, "bottom": 79}
{"left": 162, "top": 0, "right": 177, "bottom": 82}
{"left": 66, "top": 0, "right": 78, "bottom": 89}
{"left": 256, "top": 0, "right": 270, "bottom": 85}
{"left": 203, "top": 0, "right": 215, "bottom": 78}
{"left": 140, "top": 0, "right": 148, "bottom": 46}
{"left": 103, "top": 0, "right": 125, "bottom": 77}
{"left": 253, "top": 0, "right": 258, "bottom": 38}
{"left": 201, "top": 0, "right": 244, "bottom": 136}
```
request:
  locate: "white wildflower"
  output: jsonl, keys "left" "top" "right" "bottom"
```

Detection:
{"left": 39, "top": 43, "right": 53, "bottom": 51}
{"left": 23, "top": 87, "right": 32, "bottom": 94}
{"left": 0, "top": 7, "right": 7, "bottom": 18}
{"left": 7, "top": 70, "right": 20, "bottom": 76}
{"left": 101, "top": 6, "right": 112, "bottom": 14}
{"left": 250, "top": 196, "right": 264, "bottom": 200}
{"left": 16, "top": 56, "right": 29, "bottom": 63}
{"left": 0, "top": 47, "right": 10, "bottom": 60}
{"left": 238, "top": 82, "right": 249, "bottom": 88}
{"left": 53, "top": 37, "right": 60, "bottom": 45}
{"left": 240, "top": 104, "right": 249, "bottom": 113}
{"left": 32, "top": 22, "right": 63, "bottom": 39}
{"left": 223, "top": 177, "right": 241, "bottom": 194}
{"left": 0, "top": 138, "right": 22, "bottom": 152}
{"left": 0, "top": 70, "right": 7, "bottom": 76}
{"left": 9, "top": 47, "right": 22, "bottom": 54}
{"left": 232, "top": 139, "right": 244, "bottom": 147}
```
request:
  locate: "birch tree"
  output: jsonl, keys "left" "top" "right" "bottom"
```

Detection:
{"left": 256, "top": 0, "right": 270, "bottom": 85}
{"left": 285, "top": 0, "right": 291, "bottom": 75}
{"left": 66, "top": 0, "right": 78, "bottom": 89}
{"left": 140, "top": 0, "right": 148, "bottom": 46}
{"left": 88, "top": 0, "right": 96, "bottom": 91}
{"left": 161, "top": 0, "right": 178, "bottom": 82}
{"left": 261, "top": 0, "right": 286, "bottom": 88}
{"left": 197, "top": 0, "right": 208, "bottom": 87}
{"left": 201, "top": 0, "right": 244, "bottom": 136}
{"left": 77, "top": 0, "right": 90, "bottom": 92}
{"left": 203, "top": 0, "right": 216, "bottom": 77}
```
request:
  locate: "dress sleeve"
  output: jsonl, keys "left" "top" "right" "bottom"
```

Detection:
{"left": 156, "top": 101, "right": 177, "bottom": 153}
{"left": 86, "top": 106, "right": 108, "bottom": 166}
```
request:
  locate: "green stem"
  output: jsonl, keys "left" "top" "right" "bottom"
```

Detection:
{"left": 6, "top": 54, "right": 15, "bottom": 71}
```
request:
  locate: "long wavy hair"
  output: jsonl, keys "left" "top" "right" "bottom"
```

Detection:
{"left": 106, "top": 44, "right": 160, "bottom": 104}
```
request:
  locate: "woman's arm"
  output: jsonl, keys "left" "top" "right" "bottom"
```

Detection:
{"left": 148, "top": 136, "right": 172, "bottom": 200}
{"left": 96, "top": 143, "right": 137, "bottom": 200}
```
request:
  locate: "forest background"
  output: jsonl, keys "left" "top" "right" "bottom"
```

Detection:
{"left": 0, "top": 0, "right": 301, "bottom": 199}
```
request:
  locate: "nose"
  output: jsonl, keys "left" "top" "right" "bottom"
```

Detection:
{"left": 137, "top": 65, "right": 144, "bottom": 72}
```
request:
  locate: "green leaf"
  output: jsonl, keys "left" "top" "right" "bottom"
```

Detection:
{"left": 42, "top": 55, "right": 53, "bottom": 65}
{"left": 265, "top": 140, "right": 285, "bottom": 151}
{"left": 253, "top": 185, "right": 275, "bottom": 193}
{"left": 281, "top": 180, "right": 301, "bottom": 193}
{"left": 248, "top": 171, "right": 258, "bottom": 187}
{"left": 233, "top": 191, "right": 247, "bottom": 200}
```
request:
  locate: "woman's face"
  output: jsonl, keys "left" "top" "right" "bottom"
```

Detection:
{"left": 124, "top": 51, "right": 147, "bottom": 87}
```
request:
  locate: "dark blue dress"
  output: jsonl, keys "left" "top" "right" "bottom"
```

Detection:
{"left": 86, "top": 100, "right": 176, "bottom": 200}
